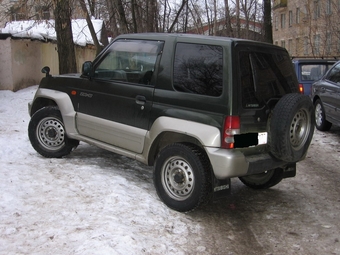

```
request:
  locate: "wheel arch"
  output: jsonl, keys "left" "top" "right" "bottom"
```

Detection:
{"left": 30, "top": 89, "right": 78, "bottom": 136}
{"left": 143, "top": 117, "right": 221, "bottom": 166}
{"left": 147, "top": 131, "right": 203, "bottom": 165}
{"left": 30, "top": 97, "right": 57, "bottom": 116}
{"left": 312, "top": 95, "right": 321, "bottom": 105}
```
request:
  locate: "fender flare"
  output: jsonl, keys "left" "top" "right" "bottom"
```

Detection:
{"left": 30, "top": 88, "right": 78, "bottom": 136}
{"left": 140, "top": 116, "right": 221, "bottom": 165}
{"left": 148, "top": 116, "right": 221, "bottom": 147}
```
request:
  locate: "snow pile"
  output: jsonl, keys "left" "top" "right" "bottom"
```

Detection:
{"left": 0, "top": 86, "right": 207, "bottom": 254}
{"left": 1, "top": 19, "right": 103, "bottom": 46}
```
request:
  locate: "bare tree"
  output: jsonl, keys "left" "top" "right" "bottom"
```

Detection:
{"left": 224, "top": 0, "right": 234, "bottom": 37}
{"left": 53, "top": 0, "right": 77, "bottom": 74}
{"left": 168, "top": 0, "right": 187, "bottom": 33}
{"left": 263, "top": 0, "right": 272, "bottom": 43}
{"left": 78, "top": 0, "right": 103, "bottom": 55}
{"left": 115, "top": 0, "right": 129, "bottom": 33}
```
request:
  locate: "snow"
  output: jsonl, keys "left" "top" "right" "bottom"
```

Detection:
{"left": 1, "top": 19, "right": 103, "bottom": 46}
{"left": 0, "top": 86, "right": 205, "bottom": 254}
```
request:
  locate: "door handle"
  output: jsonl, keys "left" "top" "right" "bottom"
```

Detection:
{"left": 135, "top": 95, "right": 146, "bottom": 105}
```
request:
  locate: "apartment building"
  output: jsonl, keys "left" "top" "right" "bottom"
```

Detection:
{"left": 273, "top": 0, "right": 340, "bottom": 57}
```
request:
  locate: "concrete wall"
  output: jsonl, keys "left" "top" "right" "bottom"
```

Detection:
{"left": 0, "top": 38, "right": 96, "bottom": 91}
{"left": 11, "top": 40, "right": 43, "bottom": 91}
{"left": 0, "top": 38, "right": 13, "bottom": 90}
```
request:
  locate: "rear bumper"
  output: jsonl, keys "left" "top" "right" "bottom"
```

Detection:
{"left": 205, "top": 145, "right": 296, "bottom": 179}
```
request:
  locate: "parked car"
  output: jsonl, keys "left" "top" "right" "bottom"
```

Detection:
{"left": 292, "top": 58, "right": 336, "bottom": 95}
{"left": 28, "top": 33, "right": 315, "bottom": 212}
{"left": 311, "top": 60, "right": 340, "bottom": 131}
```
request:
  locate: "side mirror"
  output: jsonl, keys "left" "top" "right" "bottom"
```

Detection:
{"left": 82, "top": 61, "right": 93, "bottom": 77}
{"left": 41, "top": 66, "right": 51, "bottom": 77}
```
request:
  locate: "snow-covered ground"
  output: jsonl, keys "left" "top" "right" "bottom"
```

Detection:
{"left": 1, "top": 86, "right": 340, "bottom": 255}
{"left": 0, "top": 86, "right": 206, "bottom": 255}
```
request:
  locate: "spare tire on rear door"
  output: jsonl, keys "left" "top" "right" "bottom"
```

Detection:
{"left": 268, "top": 93, "right": 314, "bottom": 162}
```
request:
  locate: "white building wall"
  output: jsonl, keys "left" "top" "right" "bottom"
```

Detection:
{"left": 0, "top": 38, "right": 96, "bottom": 91}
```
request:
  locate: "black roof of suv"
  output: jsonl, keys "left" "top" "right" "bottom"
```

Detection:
{"left": 28, "top": 33, "right": 315, "bottom": 212}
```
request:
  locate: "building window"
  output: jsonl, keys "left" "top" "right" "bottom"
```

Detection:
{"left": 289, "top": 11, "right": 293, "bottom": 26}
{"left": 314, "top": 1, "right": 321, "bottom": 19}
{"left": 326, "top": 0, "right": 332, "bottom": 15}
{"left": 275, "top": 16, "right": 278, "bottom": 30}
{"left": 296, "top": 8, "right": 300, "bottom": 24}
{"left": 326, "top": 33, "right": 332, "bottom": 54}
{"left": 288, "top": 39, "right": 293, "bottom": 55}
{"left": 281, "top": 40, "right": 286, "bottom": 48}
{"left": 314, "top": 34, "right": 321, "bottom": 55}
{"left": 304, "top": 37, "right": 309, "bottom": 55}
{"left": 281, "top": 14, "right": 286, "bottom": 29}
{"left": 35, "top": 5, "right": 50, "bottom": 20}
{"left": 295, "top": 38, "right": 300, "bottom": 56}
{"left": 275, "top": 41, "right": 279, "bottom": 46}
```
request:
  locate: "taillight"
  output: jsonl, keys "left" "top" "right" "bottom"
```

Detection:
{"left": 298, "top": 84, "right": 304, "bottom": 94}
{"left": 222, "top": 116, "right": 240, "bottom": 149}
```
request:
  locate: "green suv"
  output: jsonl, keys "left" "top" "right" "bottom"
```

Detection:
{"left": 28, "top": 33, "right": 314, "bottom": 212}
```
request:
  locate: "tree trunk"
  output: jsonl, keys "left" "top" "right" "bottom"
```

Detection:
{"left": 106, "top": 0, "right": 119, "bottom": 37}
{"left": 53, "top": 0, "right": 77, "bottom": 74}
{"left": 168, "top": 0, "right": 187, "bottom": 33}
{"left": 235, "top": 0, "right": 241, "bottom": 38}
{"left": 263, "top": 0, "right": 273, "bottom": 43}
{"left": 213, "top": 0, "right": 217, "bottom": 35}
{"left": 224, "top": 0, "right": 234, "bottom": 37}
{"left": 131, "top": 0, "right": 138, "bottom": 33}
{"left": 79, "top": 0, "right": 103, "bottom": 55}
{"left": 115, "top": 0, "right": 129, "bottom": 33}
{"left": 204, "top": 0, "right": 212, "bottom": 35}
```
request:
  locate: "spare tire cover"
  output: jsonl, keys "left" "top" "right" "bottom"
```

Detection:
{"left": 268, "top": 93, "right": 314, "bottom": 162}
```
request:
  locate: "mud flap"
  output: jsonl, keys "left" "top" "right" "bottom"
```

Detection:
{"left": 282, "top": 163, "right": 296, "bottom": 179}
{"left": 212, "top": 178, "right": 231, "bottom": 200}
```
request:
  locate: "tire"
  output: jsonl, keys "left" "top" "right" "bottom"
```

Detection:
{"left": 314, "top": 99, "right": 332, "bottom": 131}
{"left": 28, "top": 106, "right": 79, "bottom": 158}
{"left": 269, "top": 93, "right": 314, "bottom": 162}
{"left": 154, "top": 143, "right": 212, "bottom": 212}
{"left": 239, "top": 168, "right": 283, "bottom": 189}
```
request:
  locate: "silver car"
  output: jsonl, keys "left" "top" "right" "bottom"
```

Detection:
{"left": 312, "top": 61, "right": 340, "bottom": 131}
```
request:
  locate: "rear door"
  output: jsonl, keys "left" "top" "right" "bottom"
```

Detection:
{"left": 75, "top": 39, "right": 164, "bottom": 153}
{"left": 320, "top": 62, "right": 340, "bottom": 122}
{"left": 237, "top": 46, "right": 299, "bottom": 133}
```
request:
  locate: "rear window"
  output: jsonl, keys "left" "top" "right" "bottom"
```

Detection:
{"left": 240, "top": 51, "right": 298, "bottom": 108}
{"left": 299, "top": 63, "right": 334, "bottom": 81}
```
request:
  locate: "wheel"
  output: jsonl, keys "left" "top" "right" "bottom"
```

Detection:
{"left": 239, "top": 168, "right": 283, "bottom": 189}
{"left": 269, "top": 93, "right": 314, "bottom": 162}
{"left": 314, "top": 99, "right": 332, "bottom": 131}
{"left": 154, "top": 143, "right": 212, "bottom": 212}
{"left": 28, "top": 106, "right": 79, "bottom": 158}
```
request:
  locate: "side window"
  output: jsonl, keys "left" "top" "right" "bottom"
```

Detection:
{"left": 173, "top": 43, "right": 223, "bottom": 97}
{"left": 326, "top": 62, "right": 340, "bottom": 83}
{"left": 94, "top": 40, "right": 164, "bottom": 85}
